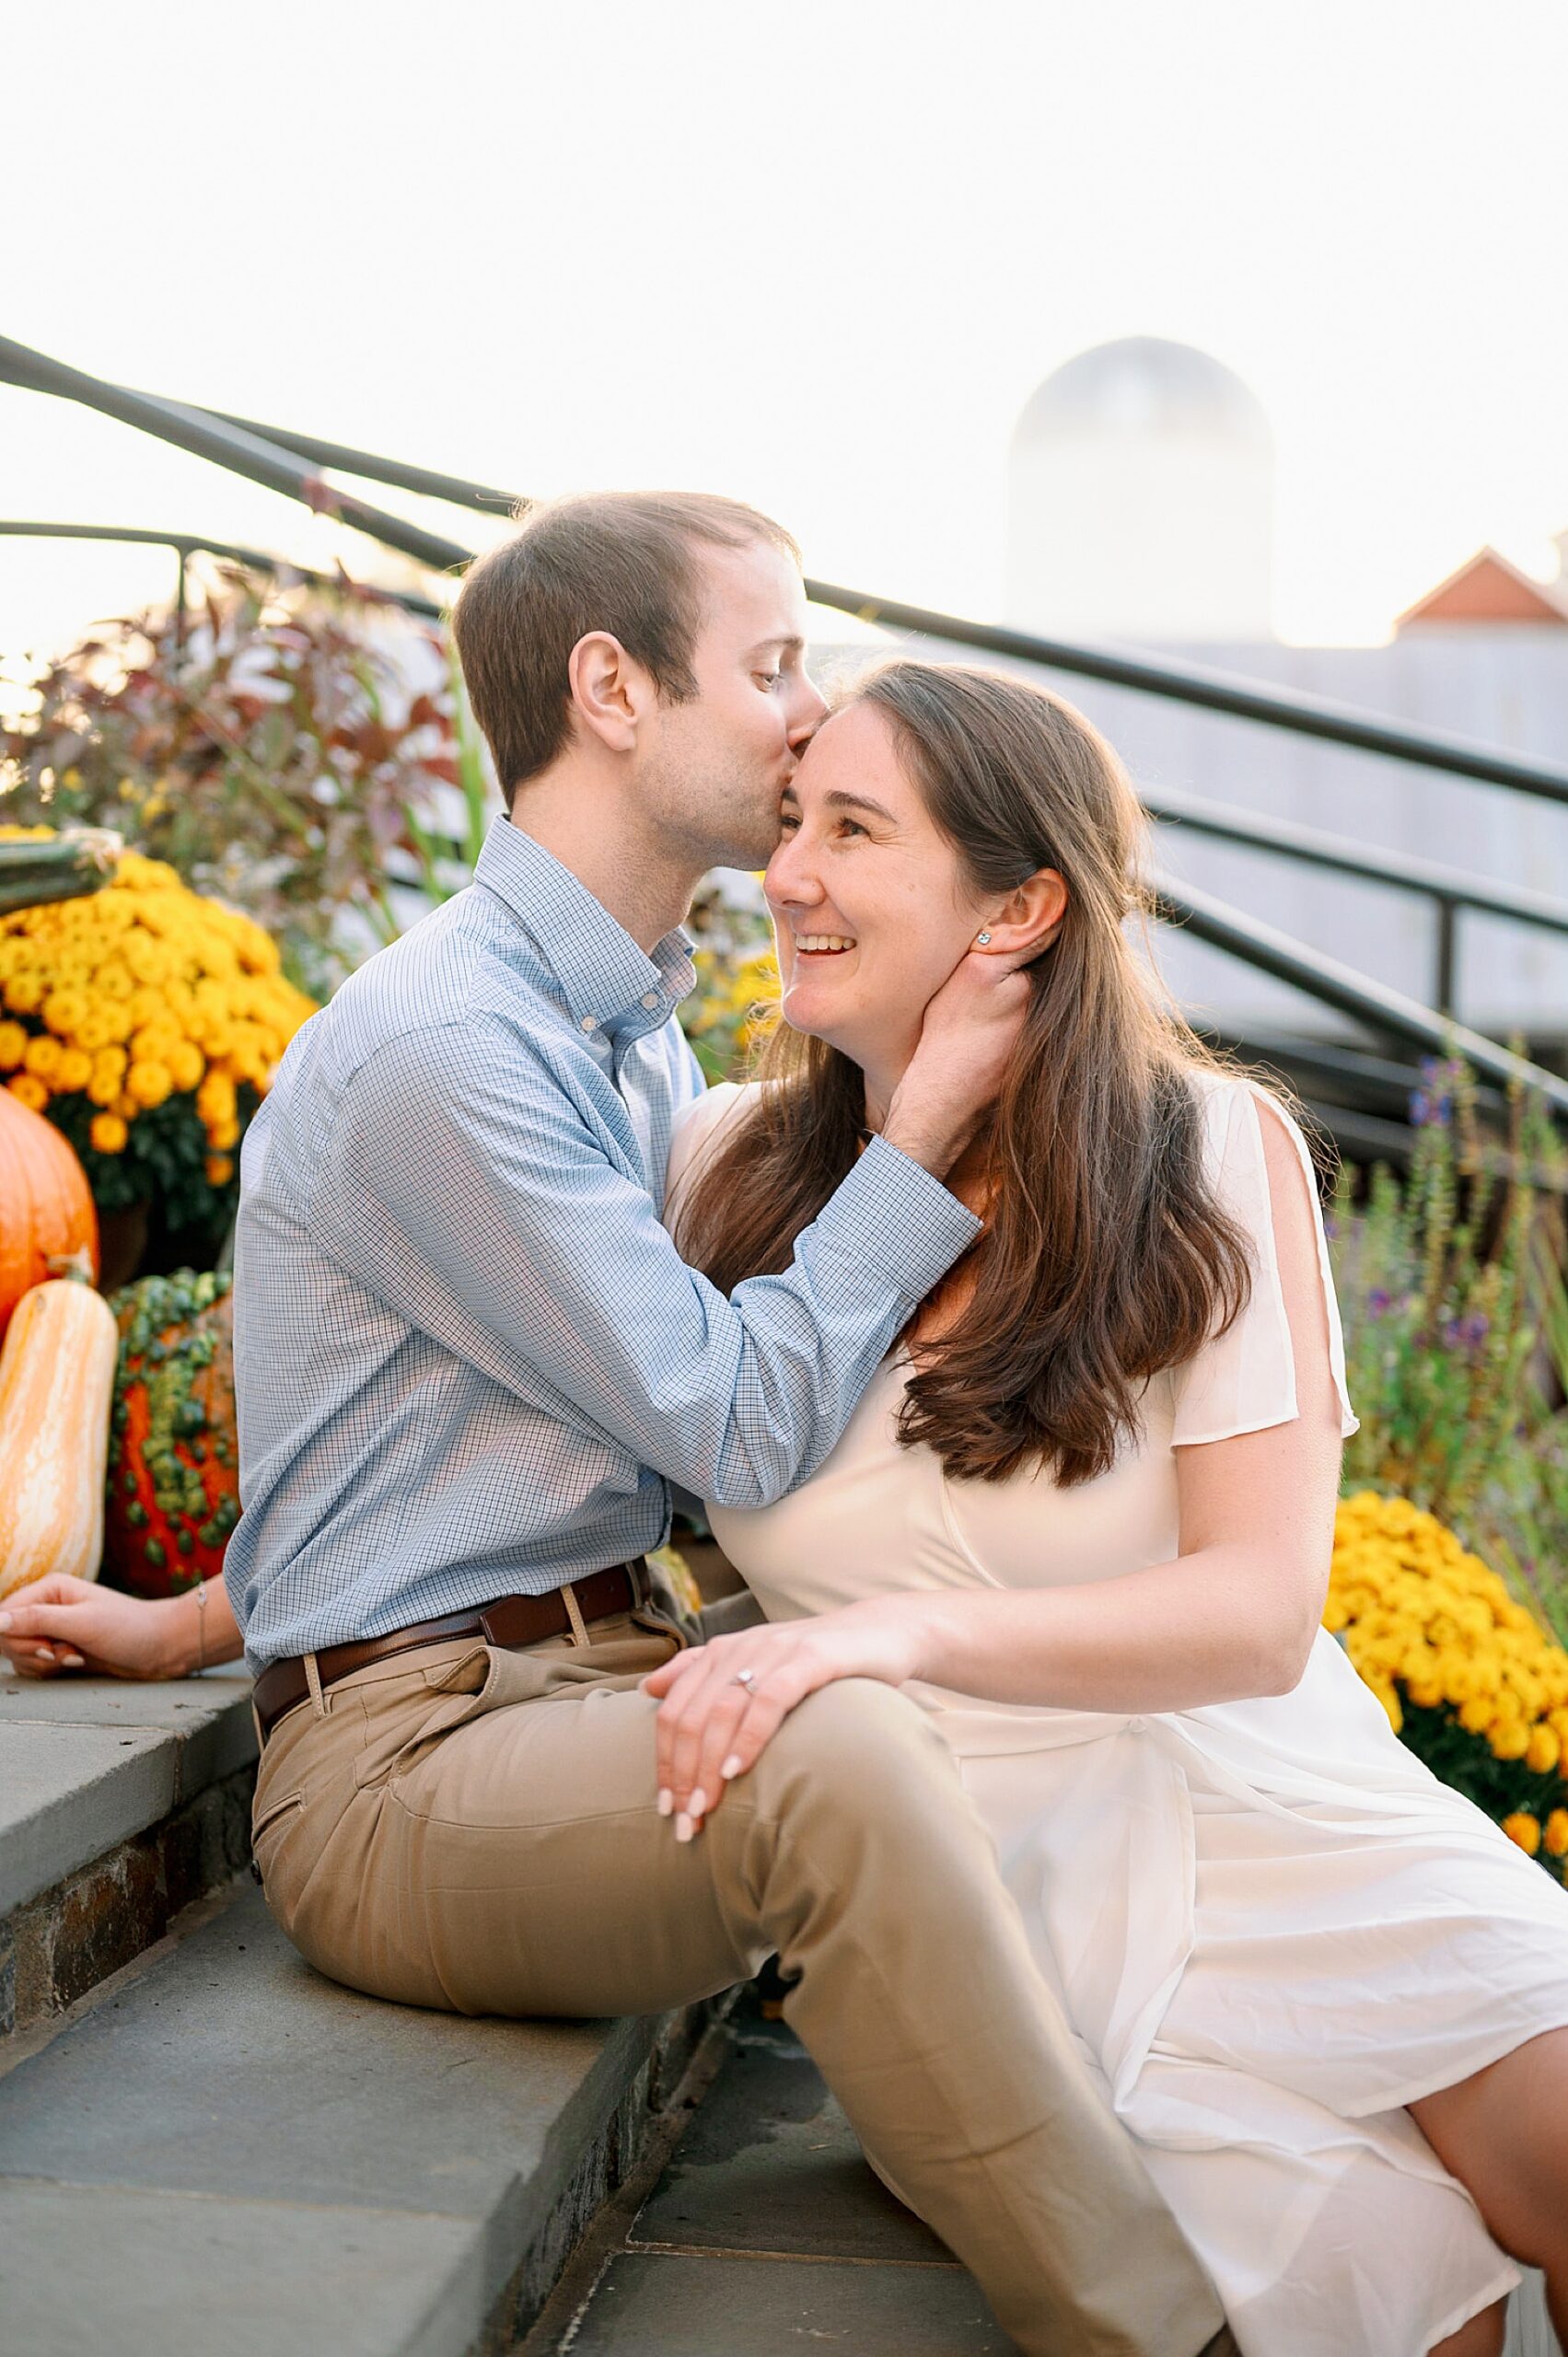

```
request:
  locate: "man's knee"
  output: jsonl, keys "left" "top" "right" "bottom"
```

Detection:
{"left": 758, "top": 1678, "right": 966, "bottom": 1820}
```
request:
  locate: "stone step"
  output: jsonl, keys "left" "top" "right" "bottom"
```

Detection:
{"left": 0, "top": 1662, "right": 258, "bottom": 2039}
{"left": 533, "top": 2005, "right": 1564, "bottom": 2357}
{"left": 0, "top": 1871, "right": 719, "bottom": 2357}
{"left": 524, "top": 2003, "right": 1014, "bottom": 2356}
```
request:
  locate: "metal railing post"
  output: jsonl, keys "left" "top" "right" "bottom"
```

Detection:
{"left": 1435, "top": 900, "right": 1459, "bottom": 1018}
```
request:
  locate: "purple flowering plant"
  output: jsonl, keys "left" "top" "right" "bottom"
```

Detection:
{"left": 1332, "top": 1056, "right": 1568, "bottom": 1636}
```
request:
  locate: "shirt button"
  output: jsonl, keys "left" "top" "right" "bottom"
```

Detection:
{"left": 579, "top": 1015, "right": 598, "bottom": 1033}
{"left": 641, "top": 993, "right": 660, "bottom": 1011}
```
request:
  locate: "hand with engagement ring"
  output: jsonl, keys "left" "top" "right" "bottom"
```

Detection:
{"left": 640, "top": 1601, "right": 927, "bottom": 1843}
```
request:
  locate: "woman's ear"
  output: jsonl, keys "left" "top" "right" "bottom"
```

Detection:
{"left": 565, "top": 631, "right": 656, "bottom": 755}
{"left": 973, "top": 868, "right": 1068, "bottom": 961}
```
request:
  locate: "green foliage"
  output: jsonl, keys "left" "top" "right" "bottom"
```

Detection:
{"left": 1330, "top": 1055, "right": 1568, "bottom": 1641}
{"left": 48, "top": 1082, "right": 257, "bottom": 1259}
{"left": 0, "top": 570, "right": 493, "bottom": 998}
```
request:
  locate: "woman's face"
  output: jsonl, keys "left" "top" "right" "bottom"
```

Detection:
{"left": 763, "top": 700, "right": 988, "bottom": 1074}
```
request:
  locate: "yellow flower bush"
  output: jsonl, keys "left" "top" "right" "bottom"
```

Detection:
{"left": 1328, "top": 1490, "right": 1568, "bottom": 1881}
{"left": 0, "top": 825, "right": 315, "bottom": 1237}
{"left": 684, "top": 945, "right": 780, "bottom": 1081}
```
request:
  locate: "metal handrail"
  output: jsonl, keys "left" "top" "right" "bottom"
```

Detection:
{"left": 1153, "top": 869, "right": 1568, "bottom": 1118}
{"left": 0, "top": 521, "right": 443, "bottom": 620}
{"left": 200, "top": 412, "right": 518, "bottom": 515}
{"left": 1148, "top": 785, "right": 1568, "bottom": 1016}
{"left": 0, "top": 336, "right": 471, "bottom": 579}
{"left": 8, "top": 335, "right": 1568, "bottom": 807}
{"left": 1147, "top": 785, "right": 1568, "bottom": 936}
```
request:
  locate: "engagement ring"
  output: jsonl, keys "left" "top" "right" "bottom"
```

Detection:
{"left": 731, "top": 1668, "right": 758, "bottom": 1691}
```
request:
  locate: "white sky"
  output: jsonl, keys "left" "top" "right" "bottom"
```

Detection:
{"left": 5, "top": 0, "right": 1567, "bottom": 659}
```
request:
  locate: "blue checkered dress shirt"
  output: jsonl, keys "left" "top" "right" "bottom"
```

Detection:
{"left": 225, "top": 814, "right": 981, "bottom": 1675}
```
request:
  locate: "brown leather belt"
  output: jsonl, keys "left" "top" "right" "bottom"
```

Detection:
{"left": 250, "top": 1560, "right": 650, "bottom": 1746}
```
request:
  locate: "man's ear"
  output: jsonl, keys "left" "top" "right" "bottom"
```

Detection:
{"left": 973, "top": 867, "right": 1069, "bottom": 961}
{"left": 565, "top": 631, "right": 657, "bottom": 756}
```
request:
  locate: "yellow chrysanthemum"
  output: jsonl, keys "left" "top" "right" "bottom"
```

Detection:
{"left": 197, "top": 1071, "right": 237, "bottom": 1123}
{"left": 1503, "top": 1813, "right": 1542, "bottom": 1856}
{"left": 125, "top": 1059, "right": 174, "bottom": 1110}
{"left": 1545, "top": 1810, "right": 1568, "bottom": 1859}
{"left": 42, "top": 988, "right": 89, "bottom": 1039}
{"left": 1527, "top": 1724, "right": 1562, "bottom": 1778}
{"left": 70, "top": 1010, "right": 110, "bottom": 1054}
{"left": 0, "top": 830, "right": 312, "bottom": 1190}
{"left": 88, "top": 1111, "right": 128, "bottom": 1154}
{"left": 1328, "top": 1492, "right": 1568, "bottom": 1868}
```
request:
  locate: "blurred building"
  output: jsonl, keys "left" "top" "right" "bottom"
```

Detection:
{"left": 1396, "top": 541, "right": 1568, "bottom": 628}
{"left": 1006, "top": 337, "right": 1274, "bottom": 643}
{"left": 988, "top": 401, "right": 1568, "bottom": 1040}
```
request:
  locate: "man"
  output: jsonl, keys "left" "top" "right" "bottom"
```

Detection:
{"left": 226, "top": 493, "right": 1230, "bottom": 2357}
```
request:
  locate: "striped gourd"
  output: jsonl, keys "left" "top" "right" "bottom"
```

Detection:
{"left": 0, "top": 1262, "right": 119, "bottom": 1602}
{"left": 0, "top": 826, "right": 120, "bottom": 918}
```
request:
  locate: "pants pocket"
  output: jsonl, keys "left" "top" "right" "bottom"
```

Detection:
{"left": 349, "top": 1623, "right": 684, "bottom": 1796}
{"left": 252, "top": 1787, "right": 306, "bottom": 1843}
{"left": 250, "top": 1787, "right": 307, "bottom": 1896}
{"left": 350, "top": 1643, "right": 503, "bottom": 1792}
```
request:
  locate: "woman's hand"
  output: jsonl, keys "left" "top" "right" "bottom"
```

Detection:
{"left": 641, "top": 1599, "right": 928, "bottom": 1840}
{"left": 0, "top": 1576, "right": 187, "bottom": 1681}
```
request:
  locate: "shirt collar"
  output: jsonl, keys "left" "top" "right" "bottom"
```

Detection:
{"left": 473, "top": 815, "right": 695, "bottom": 1045}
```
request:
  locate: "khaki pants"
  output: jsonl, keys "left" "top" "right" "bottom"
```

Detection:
{"left": 250, "top": 1613, "right": 1225, "bottom": 2357}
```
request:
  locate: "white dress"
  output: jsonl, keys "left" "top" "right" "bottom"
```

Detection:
{"left": 668, "top": 1075, "right": 1568, "bottom": 2357}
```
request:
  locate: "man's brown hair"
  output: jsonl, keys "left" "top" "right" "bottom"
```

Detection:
{"left": 451, "top": 492, "right": 801, "bottom": 807}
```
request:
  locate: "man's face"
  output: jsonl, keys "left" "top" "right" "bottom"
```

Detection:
{"left": 638, "top": 538, "right": 828, "bottom": 871}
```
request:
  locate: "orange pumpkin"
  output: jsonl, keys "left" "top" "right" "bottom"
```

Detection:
{"left": 103, "top": 1269, "right": 238, "bottom": 1599}
{"left": 0, "top": 1087, "right": 99, "bottom": 1341}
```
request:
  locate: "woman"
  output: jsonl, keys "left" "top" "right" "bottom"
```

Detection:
{"left": 651, "top": 661, "right": 1568, "bottom": 2357}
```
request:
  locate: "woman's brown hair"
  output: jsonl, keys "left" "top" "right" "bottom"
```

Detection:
{"left": 673, "top": 659, "right": 1257, "bottom": 1487}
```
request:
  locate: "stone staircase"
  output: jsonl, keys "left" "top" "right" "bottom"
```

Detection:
{"left": 0, "top": 1661, "right": 725, "bottom": 2356}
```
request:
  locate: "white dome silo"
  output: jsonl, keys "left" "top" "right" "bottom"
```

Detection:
{"left": 1006, "top": 337, "right": 1274, "bottom": 644}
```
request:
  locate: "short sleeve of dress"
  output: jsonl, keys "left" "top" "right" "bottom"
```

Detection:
{"left": 663, "top": 1080, "right": 759, "bottom": 1231}
{"left": 1169, "top": 1075, "right": 1359, "bottom": 1447}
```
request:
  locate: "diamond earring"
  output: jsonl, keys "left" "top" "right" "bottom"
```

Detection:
{"left": 975, "top": 931, "right": 993, "bottom": 946}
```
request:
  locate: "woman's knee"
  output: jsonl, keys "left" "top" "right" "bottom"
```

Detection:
{"left": 1413, "top": 2029, "right": 1568, "bottom": 2270}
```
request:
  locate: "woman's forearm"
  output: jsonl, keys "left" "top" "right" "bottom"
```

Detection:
{"left": 161, "top": 1575, "right": 247, "bottom": 1677}
{"left": 898, "top": 1544, "right": 1320, "bottom": 1715}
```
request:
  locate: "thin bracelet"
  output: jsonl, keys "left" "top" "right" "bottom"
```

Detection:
{"left": 193, "top": 1578, "right": 208, "bottom": 1673}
